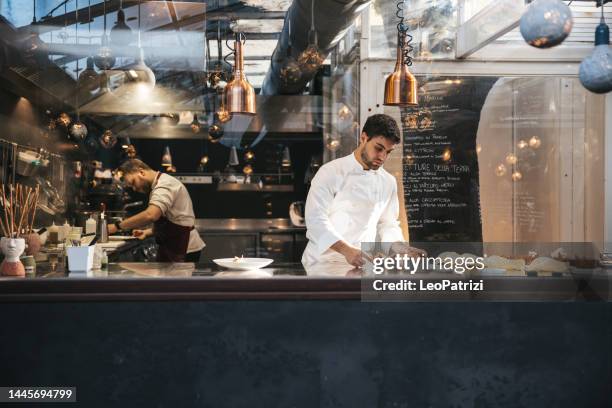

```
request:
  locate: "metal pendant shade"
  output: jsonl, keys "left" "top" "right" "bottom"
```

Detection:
{"left": 161, "top": 146, "right": 173, "bottom": 167}
{"left": 126, "top": 48, "right": 156, "bottom": 90}
{"left": 384, "top": 32, "right": 418, "bottom": 106}
{"left": 224, "top": 33, "right": 256, "bottom": 115}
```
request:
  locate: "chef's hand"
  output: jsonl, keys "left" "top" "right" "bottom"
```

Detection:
{"left": 133, "top": 228, "right": 152, "bottom": 240}
{"left": 346, "top": 267, "right": 364, "bottom": 277}
{"left": 342, "top": 246, "right": 373, "bottom": 268}
{"left": 107, "top": 224, "right": 118, "bottom": 235}
{"left": 390, "top": 242, "right": 427, "bottom": 258}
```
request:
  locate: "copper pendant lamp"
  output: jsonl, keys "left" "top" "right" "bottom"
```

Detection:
{"left": 224, "top": 33, "right": 256, "bottom": 115}
{"left": 384, "top": 2, "right": 418, "bottom": 106}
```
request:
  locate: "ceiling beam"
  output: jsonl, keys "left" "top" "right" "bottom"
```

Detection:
{"left": 456, "top": 0, "right": 526, "bottom": 59}
{"left": 151, "top": 10, "right": 286, "bottom": 33}
{"left": 33, "top": 0, "right": 285, "bottom": 34}
{"left": 45, "top": 42, "right": 273, "bottom": 66}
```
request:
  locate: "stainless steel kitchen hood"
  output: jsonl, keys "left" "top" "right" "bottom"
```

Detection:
{"left": 123, "top": 94, "right": 322, "bottom": 139}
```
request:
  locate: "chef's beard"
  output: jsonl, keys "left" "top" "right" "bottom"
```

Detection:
{"left": 142, "top": 183, "right": 153, "bottom": 194}
{"left": 134, "top": 181, "right": 152, "bottom": 194}
{"left": 360, "top": 148, "right": 381, "bottom": 170}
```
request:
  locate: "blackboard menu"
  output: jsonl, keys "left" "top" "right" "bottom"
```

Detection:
{"left": 402, "top": 76, "right": 498, "bottom": 243}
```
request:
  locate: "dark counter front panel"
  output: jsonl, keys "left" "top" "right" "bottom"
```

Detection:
{"left": 0, "top": 301, "right": 610, "bottom": 408}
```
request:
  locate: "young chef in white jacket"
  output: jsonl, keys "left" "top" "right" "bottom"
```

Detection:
{"left": 302, "top": 114, "right": 424, "bottom": 268}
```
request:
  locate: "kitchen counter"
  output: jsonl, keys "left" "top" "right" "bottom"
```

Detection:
{"left": 2, "top": 262, "right": 610, "bottom": 407}
{"left": 0, "top": 261, "right": 609, "bottom": 302}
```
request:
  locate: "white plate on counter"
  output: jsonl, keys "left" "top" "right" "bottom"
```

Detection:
{"left": 213, "top": 258, "right": 274, "bottom": 270}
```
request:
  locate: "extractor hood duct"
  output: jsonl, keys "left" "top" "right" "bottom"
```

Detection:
{"left": 261, "top": 0, "right": 370, "bottom": 95}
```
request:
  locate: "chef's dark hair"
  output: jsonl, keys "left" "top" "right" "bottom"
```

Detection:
{"left": 118, "top": 159, "right": 152, "bottom": 175}
{"left": 362, "top": 114, "right": 400, "bottom": 143}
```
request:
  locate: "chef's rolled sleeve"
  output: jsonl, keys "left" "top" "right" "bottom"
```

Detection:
{"left": 305, "top": 167, "right": 343, "bottom": 255}
{"left": 377, "top": 183, "right": 405, "bottom": 243}
{"left": 149, "top": 185, "right": 174, "bottom": 216}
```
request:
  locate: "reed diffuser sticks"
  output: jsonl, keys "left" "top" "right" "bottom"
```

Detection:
{"left": 0, "top": 184, "right": 39, "bottom": 238}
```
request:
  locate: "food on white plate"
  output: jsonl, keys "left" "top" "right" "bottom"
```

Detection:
{"left": 527, "top": 251, "right": 538, "bottom": 262}
{"left": 550, "top": 247, "right": 568, "bottom": 261}
{"left": 483, "top": 255, "right": 525, "bottom": 272}
{"left": 525, "top": 256, "right": 569, "bottom": 273}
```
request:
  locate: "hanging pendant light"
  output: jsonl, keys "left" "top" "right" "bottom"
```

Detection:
{"left": 197, "top": 155, "right": 209, "bottom": 172}
{"left": 78, "top": 2, "right": 99, "bottom": 94}
{"left": 520, "top": 0, "right": 573, "bottom": 49}
{"left": 384, "top": 1, "right": 418, "bottom": 106}
{"left": 97, "top": 71, "right": 116, "bottom": 96}
{"left": 198, "top": 138, "right": 209, "bottom": 172}
{"left": 579, "top": 4, "right": 612, "bottom": 94}
{"left": 94, "top": 37, "right": 115, "bottom": 70}
{"left": 110, "top": 0, "right": 135, "bottom": 46}
{"left": 495, "top": 164, "right": 507, "bottom": 177}
{"left": 69, "top": 121, "right": 88, "bottom": 140}
{"left": 208, "top": 122, "right": 223, "bottom": 142}
{"left": 298, "top": 0, "right": 324, "bottom": 74}
{"left": 122, "top": 137, "right": 137, "bottom": 158}
{"left": 279, "top": 19, "right": 301, "bottom": 84}
{"left": 529, "top": 135, "right": 541, "bottom": 149}
{"left": 22, "top": 0, "right": 49, "bottom": 66}
{"left": 190, "top": 114, "right": 201, "bottom": 133}
{"left": 208, "top": 24, "right": 232, "bottom": 89}
{"left": 126, "top": 48, "right": 156, "bottom": 91}
{"left": 69, "top": 1, "right": 88, "bottom": 141}
{"left": 208, "top": 89, "right": 225, "bottom": 143}
{"left": 161, "top": 146, "right": 173, "bottom": 167}
{"left": 228, "top": 146, "right": 240, "bottom": 166}
{"left": 94, "top": 0, "right": 116, "bottom": 70}
{"left": 125, "top": 0, "right": 155, "bottom": 92}
{"left": 56, "top": 112, "right": 72, "bottom": 128}
{"left": 281, "top": 146, "right": 292, "bottom": 168}
{"left": 243, "top": 164, "right": 253, "bottom": 176}
{"left": 244, "top": 150, "right": 255, "bottom": 162}
{"left": 224, "top": 33, "right": 256, "bottom": 115}
{"left": 100, "top": 130, "right": 117, "bottom": 149}
{"left": 78, "top": 57, "right": 100, "bottom": 94}
{"left": 325, "top": 136, "right": 341, "bottom": 151}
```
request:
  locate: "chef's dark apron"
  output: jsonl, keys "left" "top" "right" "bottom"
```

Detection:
{"left": 151, "top": 172, "right": 194, "bottom": 262}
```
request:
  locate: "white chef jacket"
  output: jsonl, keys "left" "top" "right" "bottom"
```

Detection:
{"left": 149, "top": 173, "right": 205, "bottom": 254}
{"left": 301, "top": 153, "right": 404, "bottom": 266}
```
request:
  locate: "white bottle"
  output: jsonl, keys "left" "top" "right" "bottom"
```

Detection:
{"left": 85, "top": 215, "right": 97, "bottom": 235}
{"left": 57, "top": 221, "right": 65, "bottom": 242}
{"left": 101, "top": 250, "right": 108, "bottom": 269}
{"left": 59, "top": 220, "right": 71, "bottom": 242}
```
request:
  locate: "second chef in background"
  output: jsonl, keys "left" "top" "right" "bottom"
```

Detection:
{"left": 107, "top": 159, "right": 205, "bottom": 262}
